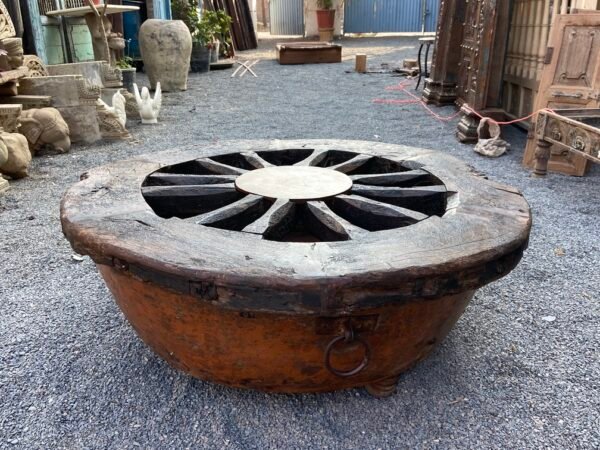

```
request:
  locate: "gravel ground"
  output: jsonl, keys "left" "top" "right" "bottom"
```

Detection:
{"left": 1, "top": 36, "right": 598, "bottom": 449}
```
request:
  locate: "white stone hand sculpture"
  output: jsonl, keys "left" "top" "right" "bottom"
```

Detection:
{"left": 133, "top": 82, "right": 162, "bottom": 124}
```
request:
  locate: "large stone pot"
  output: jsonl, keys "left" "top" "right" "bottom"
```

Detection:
{"left": 139, "top": 19, "right": 192, "bottom": 92}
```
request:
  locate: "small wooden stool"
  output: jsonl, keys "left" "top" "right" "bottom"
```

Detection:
{"left": 416, "top": 37, "right": 435, "bottom": 90}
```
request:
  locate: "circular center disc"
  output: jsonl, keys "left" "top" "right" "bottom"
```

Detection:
{"left": 235, "top": 166, "right": 353, "bottom": 200}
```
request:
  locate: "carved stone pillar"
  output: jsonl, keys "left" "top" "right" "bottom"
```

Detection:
{"left": 422, "top": 0, "right": 467, "bottom": 105}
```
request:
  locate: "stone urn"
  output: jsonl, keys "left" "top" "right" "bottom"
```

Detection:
{"left": 139, "top": 19, "right": 192, "bottom": 92}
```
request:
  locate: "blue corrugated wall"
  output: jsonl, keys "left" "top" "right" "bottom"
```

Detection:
{"left": 344, "top": 0, "right": 439, "bottom": 33}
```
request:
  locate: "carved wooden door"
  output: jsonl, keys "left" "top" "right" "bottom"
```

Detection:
{"left": 523, "top": 13, "right": 600, "bottom": 175}
{"left": 456, "top": 0, "right": 506, "bottom": 110}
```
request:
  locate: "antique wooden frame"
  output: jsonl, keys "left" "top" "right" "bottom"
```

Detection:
{"left": 533, "top": 109, "right": 600, "bottom": 176}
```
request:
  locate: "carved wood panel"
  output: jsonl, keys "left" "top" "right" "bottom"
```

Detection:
{"left": 456, "top": 0, "right": 510, "bottom": 111}
{"left": 524, "top": 13, "right": 600, "bottom": 175}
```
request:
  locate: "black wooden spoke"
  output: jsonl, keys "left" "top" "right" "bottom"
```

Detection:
{"left": 142, "top": 183, "right": 237, "bottom": 198}
{"left": 146, "top": 173, "right": 237, "bottom": 186}
{"left": 243, "top": 198, "right": 296, "bottom": 238}
{"left": 196, "top": 158, "right": 248, "bottom": 175}
{"left": 306, "top": 201, "right": 366, "bottom": 240}
{"left": 329, "top": 154, "right": 372, "bottom": 173}
{"left": 241, "top": 151, "right": 275, "bottom": 169}
{"left": 351, "top": 184, "right": 446, "bottom": 200}
{"left": 350, "top": 170, "right": 432, "bottom": 186}
{"left": 192, "top": 195, "right": 264, "bottom": 225}
{"left": 351, "top": 184, "right": 447, "bottom": 215}
{"left": 328, "top": 195, "right": 427, "bottom": 231}
{"left": 295, "top": 149, "right": 329, "bottom": 166}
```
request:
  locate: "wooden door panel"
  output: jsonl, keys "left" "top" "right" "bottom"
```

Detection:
{"left": 523, "top": 14, "right": 600, "bottom": 175}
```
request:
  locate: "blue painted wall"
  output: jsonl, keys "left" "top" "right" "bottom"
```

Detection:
{"left": 344, "top": 0, "right": 440, "bottom": 33}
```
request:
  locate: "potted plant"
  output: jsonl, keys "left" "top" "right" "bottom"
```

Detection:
{"left": 202, "top": 10, "right": 233, "bottom": 63}
{"left": 316, "top": 0, "right": 335, "bottom": 30}
{"left": 116, "top": 56, "right": 136, "bottom": 93}
{"left": 172, "top": 0, "right": 213, "bottom": 73}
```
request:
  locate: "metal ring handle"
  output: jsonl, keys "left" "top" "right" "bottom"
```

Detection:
{"left": 324, "top": 327, "right": 371, "bottom": 378}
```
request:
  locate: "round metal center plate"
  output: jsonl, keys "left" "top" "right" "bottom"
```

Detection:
{"left": 235, "top": 166, "right": 353, "bottom": 200}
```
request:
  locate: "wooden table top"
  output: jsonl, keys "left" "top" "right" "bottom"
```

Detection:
{"left": 46, "top": 5, "right": 139, "bottom": 17}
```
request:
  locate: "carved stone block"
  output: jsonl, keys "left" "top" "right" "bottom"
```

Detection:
{"left": 0, "top": 95, "right": 52, "bottom": 109}
{"left": 0, "top": 104, "right": 21, "bottom": 132}
{"left": 19, "top": 75, "right": 101, "bottom": 143}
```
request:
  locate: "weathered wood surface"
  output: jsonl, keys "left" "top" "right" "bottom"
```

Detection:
{"left": 61, "top": 140, "right": 531, "bottom": 315}
{"left": 276, "top": 43, "right": 342, "bottom": 65}
{"left": 523, "top": 13, "right": 600, "bottom": 175}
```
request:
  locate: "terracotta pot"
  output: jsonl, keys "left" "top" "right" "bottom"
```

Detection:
{"left": 139, "top": 19, "right": 192, "bottom": 92}
{"left": 316, "top": 9, "right": 335, "bottom": 29}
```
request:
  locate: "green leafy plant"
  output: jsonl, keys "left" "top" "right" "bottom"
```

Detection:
{"left": 116, "top": 56, "right": 133, "bottom": 69}
{"left": 318, "top": 0, "right": 333, "bottom": 9}
{"left": 201, "top": 10, "right": 233, "bottom": 54}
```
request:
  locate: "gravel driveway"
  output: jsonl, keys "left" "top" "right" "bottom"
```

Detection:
{"left": 1, "top": 36, "right": 598, "bottom": 449}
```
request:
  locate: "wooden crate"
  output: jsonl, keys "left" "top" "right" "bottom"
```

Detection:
{"left": 276, "top": 42, "right": 342, "bottom": 65}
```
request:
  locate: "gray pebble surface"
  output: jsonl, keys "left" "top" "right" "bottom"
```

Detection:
{"left": 0, "top": 36, "right": 598, "bottom": 449}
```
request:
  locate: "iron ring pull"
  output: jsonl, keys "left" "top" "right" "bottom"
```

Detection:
{"left": 324, "top": 324, "right": 371, "bottom": 378}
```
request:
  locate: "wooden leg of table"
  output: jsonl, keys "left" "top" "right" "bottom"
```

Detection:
{"left": 415, "top": 43, "right": 424, "bottom": 90}
{"left": 533, "top": 139, "right": 552, "bottom": 177}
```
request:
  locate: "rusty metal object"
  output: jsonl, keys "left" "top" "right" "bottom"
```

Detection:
{"left": 60, "top": 140, "right": 531, "bottom": 396}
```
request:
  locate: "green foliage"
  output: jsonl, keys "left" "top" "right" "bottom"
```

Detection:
{"left": 116, "top": 56, "right": 133, "bottom": 69}
{"left": 201, "top": 10, "right": 233, "bottom": 53}
{"left": 171, "top": 1, "right": 233, "bottom": 48}
{"left": 318, "top": 0, "right": 333, "bottom": 9}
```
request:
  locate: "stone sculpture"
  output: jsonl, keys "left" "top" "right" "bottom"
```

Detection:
{"left": 98, "top": 89, "right": 126, "bottom": 127}
{"left": 19, "top": 107, "right": 71, "bottom": 155}
{"left": 133, "top": 82, "right": 161, "bottom": 124}
{"left": 0, "top": 136, "right": 7, "bottom": 192}
{"left": 474, "top": 118, "right": 511, "bottom": 158}
{"left": 139, "top": 19, "right": 192, "bottom": 92}
{"left": 0, "top": 104, "right": 21, "bottom": 133}
{"left": 85, "top": 13, "right": 125, "bottom": 65}
{"left": 0, "top": 130, "right": 31, "bottom": 178}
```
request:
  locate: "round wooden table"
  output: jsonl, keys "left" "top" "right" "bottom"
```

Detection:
{"left": 61, "top": 140, "right": 531, "bottom": 396}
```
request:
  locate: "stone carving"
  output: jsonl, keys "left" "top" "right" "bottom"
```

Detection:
{"left": 474, "top": 118, "right": 511, "bottom": 157}
{"left": 23, "top": 55, "right": 49, "bottom": 77}
{"left": 84, "top": 13, "right": 125, "bottom": 65}
{"left": 101, "top": 62, "right": 123, "bottom": 88}
{"left": 0, "top": 138, "right": 7, "bottom": 193}
{"left": 0, "top": 104, "right": 21, "bottom": 133}
{"left": 19, "top": 107, "right": 71, "bottom": 155}
{"left": 0, "top": 130, "right": 31, "bottom": 178}
{"left": 19, "top": 75, "right": 102, "bottom": 144}
{"left": 122, "top": 90, "right": 139, "bottom": 116}
{"left": 0, "top": 37, "right": 23, "bottom": 69}
{"left": 0, "top": 0, "right": 16, "bottom": 40}
{"left": 98, "top": 89, "right": 126, "bottom": 127}
{"left": 133, "top": 82, "right": 161, "bottom": 124}
{"left": 77, "top": 78, "right": 102, "bottom": 106}
{"left": 139, "top": 19, "right": 192, "bottom": 92}
{"left": 96, "top": 99, "right": 131, "bottom": 140}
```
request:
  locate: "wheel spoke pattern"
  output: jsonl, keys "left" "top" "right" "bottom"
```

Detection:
{"left": 142, "top": 149, "right": 448, "bottom": 242}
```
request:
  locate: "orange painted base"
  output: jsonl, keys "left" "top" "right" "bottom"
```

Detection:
{"left": 99, "top": 265, "right": 474, "bottom": 394}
